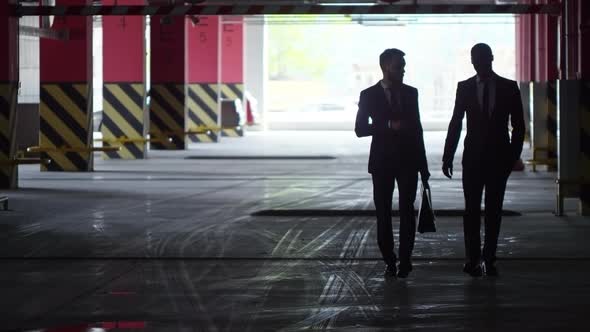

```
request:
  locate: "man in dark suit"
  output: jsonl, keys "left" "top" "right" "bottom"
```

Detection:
{"left": 442, "top": 43, "right": 525, "bottom": 277}
{"left": 355, "top": 48, "right": 430, "bottom": 279}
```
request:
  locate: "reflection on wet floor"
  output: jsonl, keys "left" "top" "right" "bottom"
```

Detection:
{"left": 1, "top": 132, "right": 589, "bottom": 330}
{"left": 11, "top": 260, "right": 590, "bottom": 331}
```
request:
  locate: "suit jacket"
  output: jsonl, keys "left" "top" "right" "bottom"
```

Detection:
{"left": 355, "top": 82, "right": 428, "bottom": 174}
{"left": 442, "top": 73, "right": 525, "bottom": 170}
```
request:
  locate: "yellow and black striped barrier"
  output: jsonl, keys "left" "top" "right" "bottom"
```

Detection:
{"left": 580, "top": 80, "right": 590, "bottom": 215}
{"left": 149, "top": 126, "right": 242, "bottom": 143}
{"left": 525, "top": 146, "right": 557, "bottom": 172}
{"left": 186, "top": 125, "right": 242, "bottom": 135}
{"left": 220, "top": 83, "right": 244, "bottom": 137}
{"left": 40, "top": 83, "right": 93, "bottom": 171}
{"left": 96, "top": 136, "right": 164, "bottom": 144}
{"left": 187, "top": 83, "right": 219, "bottom": 143}
{"left": 0, "top": 153, "right": 51, "bottom": 166}
{"left": 555, "top": 178, "right": 590, "bottom": 216}
{"left": 0, "top": 158, "right": 50, "bottom": 165}
{"left": 27, "top": 146, "right": 120, "bottom": 153}
{"left": 102, "top": 83, "right": 146, "bottom": 159}
{"left": 27, "top": 145, "right": 118, "bottom": 172}
{"left": 0, "top": 82, "right": 18, "bottom": 188}
{"left": 149, "top": 83, "right": 185, "bottom": 150}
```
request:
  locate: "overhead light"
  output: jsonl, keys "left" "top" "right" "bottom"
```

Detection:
{"left": 189, "top": 15, "right": 200, "bottom": 26}
{"left": 160, "top": 16, "right": 173, "bottom": 25}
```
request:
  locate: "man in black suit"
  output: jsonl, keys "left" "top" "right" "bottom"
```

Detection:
{"left": 355, "top": 48, "right": 430, "bottom": 278}
{"left": 442, "top": 43, "right": 525, "bottom": 277}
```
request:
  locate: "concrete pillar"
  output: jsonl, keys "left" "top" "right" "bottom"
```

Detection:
{"left": 516, "top": 4, "right": 536, "bottom": 146}
{"left": 220, "top": 16, "right": 245, "bottom": 137}
{"left": 186, "top": 16, "right": 220, "bottom": 143}
{"left": 579, "top": 0, "right": 590, "bottom": 79}
{"left": 102, "top": 0, "right": 147, "bottom": 159}
{"left": 40, "top": 0, "right": 93, "bottom": 172}
{"left": 580, "top": 81, "right": 590, "bottom": 215}
{"left": 578, "top": 1, "right": 590, "bottom": 215}
{"left": 149, "top": 14, "right": 186, "bottom": 150}
{"left": 0, "top": 0, "right": 19, "bottom": 188}
{"left": 516, "top": 1, "right": 535, "bottom": 83}
{"left": 245, "top": 17, "right": 267, "bottom": 130}
{"left": 531, "top": 81, "right": 557, "bottom": 171}
{"left": 535, "top": 0, "right": 559, "bottom": 82}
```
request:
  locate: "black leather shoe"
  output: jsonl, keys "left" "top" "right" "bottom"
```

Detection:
{"left": 463, "top": 262, "right": 483, "bottom": 277}
{"left": 397, "top": 264, "right": 413, "bottom": 278}
{"left": 384, "top": 264, "right": 397, "bottom": 278}
{"left": 482, "top": 261, "right": 499, "bottom": 277}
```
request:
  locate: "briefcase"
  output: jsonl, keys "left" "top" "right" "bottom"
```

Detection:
{"left": 417, "top": 185, "right": 436, "bottom": 233}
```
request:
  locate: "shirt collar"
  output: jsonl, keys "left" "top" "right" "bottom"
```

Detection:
{"left": 380, "top": 80, "right": 401, "bottom": 90}
{"left": 476, "top": 73, "right": 495, "bottom": 84}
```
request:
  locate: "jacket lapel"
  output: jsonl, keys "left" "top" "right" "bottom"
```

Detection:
{"left": 489, "top": 73, "right": 501, "bottom": 118}
{"left": 467, "top": 77, "right": 481, "bottom": 114}
{"left": 373, "top": 82, "right": 390, "bottom": 114}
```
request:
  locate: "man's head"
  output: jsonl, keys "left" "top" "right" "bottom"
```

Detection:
{"left": 471, "top": 43, "right": 494, "bottom": 78}
{"left": 380, "top": 48, "right": 406, "bottom": 85}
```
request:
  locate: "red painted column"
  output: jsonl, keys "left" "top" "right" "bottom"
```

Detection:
{"left": 578, "top": 0, "right": 590, "bottom": 79}
{"left": 186, "top": 16, "right": 220, "bottom": 143}
{"left": 149, "top": 14, "right": 186, "bottom": 149}
{"left": 516, "top": 6, "right": 536, "bottom": 82}
{"left": 565, "top": 0, "right": 579, "bottom": 79}
{"left": 527, "top": 13, "right": 537, "bottom": 82}
{"left": 535, "top": 0, "right": 559, "bottom": 81}
{"left": 40, "top": 0, "right": 93, "bottom": 172}
{"left": 102, "top": 0, "right": 147, "bottom": 159}
{"left": 516, "top": 13, "right": 524, "bottom": 82}
{"left": 220, "top": 16, "right": 245, "bottom": 137}
{"left": 536, "top": 1, "right": 548, "bottom": 81}
{"left": 0, "top": 0, "right": 19, "bottom": 188}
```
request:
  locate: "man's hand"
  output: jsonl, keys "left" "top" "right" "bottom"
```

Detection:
{"left": 442, "top": 162, "right": 453, "bottom": 179}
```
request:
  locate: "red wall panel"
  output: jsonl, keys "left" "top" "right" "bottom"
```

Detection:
{"left": 103, "top": 0, "right": 145, "bottom": 82}
{"left": 0, "top": 0, "right": 18, "bottom": 82}
{"left": 221, "top": 17, "right": 243, "bottom": 83}
{"left": 40, "top": 0, "right": 92, "bottom": 83}
{"left": 187, "top": 16, "right": 219, "bottom": 83}
{"left": 151, "top": 16, "right": 185, "bottom": 83}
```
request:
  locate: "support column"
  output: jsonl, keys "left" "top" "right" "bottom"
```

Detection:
{"left": 186, "top": 16, "right": 220, "bottom": 143}
{"left": 577, "top": 81, "right": 590, "bottom": 215}
{"left": 102, "top": 0, "right": 147, "bottom": 159}
{"left": 516, "top": 3, "right": 536, "bottom": 147}
{"left": 578, "top": 1, "right": 590, "bottom": 215}
{"left": 534, "top": 0, "right": 559, "bottom": 81}
{"left": 40, "top": 0, "right": 93, "bottom": 171}
{"left": 149, "top": 14, "right": 186, "bottom": 150}
{"left": 532, "top": 79, "right": 557, "bottom": 171}
{"left": 245, "top": 17, "right": 267, "bottom": 130}
{"left": 580, "top": 0, "right": 590, "bottom": 79}
{"left": 555, "top": 0, "right": 590, "bottom": 215}
{"left": 534, "top": 2, "right": 559, "bottom": 171}
{"left": 0, "top": 0, "right": 19, "bottom": 188}
{"left": 220, "top": 16, "right": 245, "bottom": 137}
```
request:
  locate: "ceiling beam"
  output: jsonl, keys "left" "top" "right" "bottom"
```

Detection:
{"left": 13, "top": 4, "right": 561, "bottom": 16}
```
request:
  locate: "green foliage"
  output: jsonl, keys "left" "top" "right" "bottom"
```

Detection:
{"left": 267, "top": 16, "right": 344, "bottom": 80}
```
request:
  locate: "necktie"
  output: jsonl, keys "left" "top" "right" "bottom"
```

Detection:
{"left": 482, "top": 81, "right": 489, "bottom": 117}
{"left": 389, "top": 88, "right": 401, "bottom": 121}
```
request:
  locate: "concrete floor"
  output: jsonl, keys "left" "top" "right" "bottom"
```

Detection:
{"left": 1, "top": 131, "right": 589, "bottom": 331}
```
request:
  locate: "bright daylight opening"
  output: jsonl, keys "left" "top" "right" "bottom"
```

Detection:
{"left": 264, "top": 14, "right": 515, "bottom": 131}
